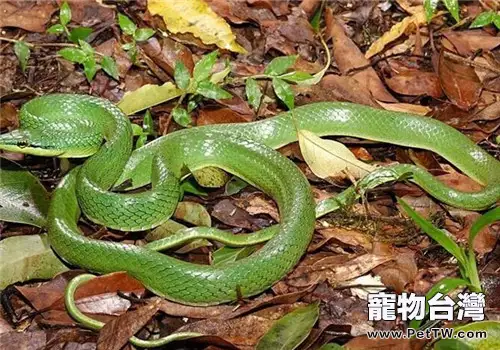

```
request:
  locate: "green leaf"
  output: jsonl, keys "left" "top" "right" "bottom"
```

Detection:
{"left": 272, "top": 77, "right": 294, "bottom": 110}
{"left": 172, "top": 107, "right": 192, "bottom": 127}
{"left": 60, "top": 1, "right": 72, "bottom": 26}
{"left": 135, "top": 134, "right": 147, "bottom": 149}
{"left": 0, "top": 234, "right": 68, "bottom": 289}
{"left": 118, "top": 82, "right": 182, "bottom": 115}
{"left": 280, "top": 71, "right": 314, "bottom": 83}
{"left": 14, "top": 41, "right": 30, "bottom": 73}
{"left": 196, "top": 80, "right": 232, "bottom": 100}
{"left": 192, "top": 166, "right": 230, "bottom": 188}
{"left": 69, "top": 27, "right": 93, "bottom": 43}
{"left": 264, "top": 55, "right": 297, "bottom": 76}
{"left": 118, "top": 13, "right": 137, "bottom": 36}
{"left": 0, "top": 158, "right": 50, "bottom": 227}
{"left": 180, "top": 177, "right": 208, "bottom": 196}
{"left": 142, "top": 109, "right": 155, "bottom": 135}
{"left": 193, "top": 50, "right": 218, "bottom": 82}
{"left": 101, "top": 55, "right": 119, "bottom": 80}
{"left": 494, "top": 14, "right": 500, "bottom": 29}
{"left": 224, "top": 176, "right": 248, "bottom": 196}
{"left": 78, "top": 39, "right": 94, "bottom": 56}
{"left": 436, "top": 321, "right": 500, "bottom": 349}
{"left": 310, "top": 3, "right": 323, "bottom": 33}
{"left": 470, "top": 11, "right": 495, "bottom": 28}
{"left": 174, "top": 201, "right": 211, "bottom": 226}
{"left": 245, "top": 78, "right": 262, "bottom": 111}
{"left": 434, "top": 339, "right": 473, "bottom": 350}
{"left": 423, "top": 0, "right": 439, "bottom": 22}
{"left": 127, "top": 44, "right": 138, "bottom": 63}
{"left": 174, "top": 61, "right": 191, "bottom": 90}
{"left": 58, "top": 47, "right": 87, "bottom": 63}
{"left": 187, "top": 98, "right": 198, "bottom": 113}
{"left": 256, "top": 302, "right": 319, "bottom": 350}
{"left": 134, "top": 28, "right": 155, "bottom": 42}
{"left": 122, "top": 42, "right": 135, "bottom": 51}
{"left": 398, "top": 198, "right": 468, "bottom": 267}
{"left": 83, "top": 57, "right": 99, "bottom": 82}
{"left": 442, "top": 0, "right": 460, "bottom": 22}
{"left": 409, "top": 277, "right": 468, "bottom": 329}
{"left": 47, "top": 23, "right": 65, "bottom": 34}
{"left": 212, "top": 246, "right": 257, "bottom": 266}
{"left": 210, "top": 62, "right": 231, "bottom": 84}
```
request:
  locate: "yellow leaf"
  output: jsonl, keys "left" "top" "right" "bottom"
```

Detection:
{"left": 376, "top": 101, "right": 431, "bottom": 115}
{"left": 148, "top": 0, "right": 246, "bottom": 54}
{"left": 365, "top": 9, "right": 427, "bottom": 59}
{"left": 298, "top": 130, "right": 376, "bottom": 180}
{"left": 117, "top": 82, "right": 182, "bottom": 115}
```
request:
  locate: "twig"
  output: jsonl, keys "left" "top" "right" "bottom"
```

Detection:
{"left": 443, "top": 50, "right": 500, "bottom": 75}
{"left": 0, "top": 36, "right": 77, "bottom": 48}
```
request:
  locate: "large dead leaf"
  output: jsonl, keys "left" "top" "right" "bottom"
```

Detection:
{"left": 443, "top": 30, "right": 500, "bottom": 56}
{"left": 148, "top": 0, "right": 246, "bottom": 53}
{"left": 384, "top": 70, "right": 443, "bottom": 98}
{"left": 325, "top": 9, "right": 396, "bottom": 102}
{"left": 0, "top": 0, "right": 57, "bottom": 32}
{"left": 298, "top": 130, "right": 376, "bottom": 180}
{"left": 439, "top": 50, "right": 482, "bottom": 110}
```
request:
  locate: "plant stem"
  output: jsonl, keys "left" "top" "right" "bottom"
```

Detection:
{"left": 0, "top": 36, "right": 78, "bottom": 48}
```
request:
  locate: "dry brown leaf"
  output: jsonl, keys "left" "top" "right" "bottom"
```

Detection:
{"left": 385, "top": 70, "right": 443, "bottom": 98}
{"left": 325, "top": 9, "right": 397, "bottom": 102}
{"left": 365, "top": 9, "right": 427, "bottom": 59}
{"left": 377, "top": 101, "right": 431, "bottom": 115}
{"left": 318, "top": 228, "right": 373, "bottom": 251}
{"left": 97, "top": 299, "right": 162, "bottom": 350}
{"left": 140, "top": 37, "right": 194, "bottom": 77}
{"left": 0, "top": 103, "right": 18, "bottom": 131}
{"left": 443, "top": 30, "right": 500, "bottom": 56}
{"left": 65, "top": 0, "right": 115, "bottom": 26}
{"left": 373, "top": 249, "right": 418, "bottom": 293}
{"left": 197, "top": 108, "right": 253, "bottom": 126}
{"left": 0, "top": 0, "right": 57, "bottom": 32}
{"left": 439, "top": 50, "right": 482, "bottom": 110}
{"left": 286, "top": 253, "right": 393, "bottom": 287}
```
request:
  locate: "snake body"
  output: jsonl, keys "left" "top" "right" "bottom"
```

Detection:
{"left": 0, "top": 94, "right": 499, "bottom": 306}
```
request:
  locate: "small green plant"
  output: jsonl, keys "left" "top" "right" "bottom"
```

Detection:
{"left": 118, "top": 14, "right": 155, "bottom": 63}
{"left": 131, "top": 110, "right": 156, "bottom": 148}
{"left": 399, "top": 200, "right": 499, "bottom": 329}
{"left": 46, "top": 2, "right": 118, "bottom": 82}
{"left": 172, "top": 50, "right": 233, "bottom": 126}
{"left": 245, "top": 55, "right": 314, "bottom": 111}
{"left": 14, "top": 40, "right": 30, "bottom": 73}
{"left": 424, "top": 0, "right": 460, "bottom": 22}
{"left": 470, "top": 11, "right": 500, "bottom": 29}
{"left": 47, "top": 1, "right": 92, "bottom": 43}
{"left": 58, "top": 40, "right": 118, "bottom": 82}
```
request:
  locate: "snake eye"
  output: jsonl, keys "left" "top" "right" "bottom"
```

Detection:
{"left": 17, "top": 140, "right": 30, "bottom": 148}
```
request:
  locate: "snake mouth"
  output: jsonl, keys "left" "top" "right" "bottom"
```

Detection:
{"left": 0, "top": 130, "right": 67, "bottom": 157}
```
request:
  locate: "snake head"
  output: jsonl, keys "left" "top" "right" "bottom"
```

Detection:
{"left": 0, "top": 95, "right": 106, "bottom": 158}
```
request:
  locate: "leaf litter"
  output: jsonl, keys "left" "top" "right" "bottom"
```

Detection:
{"left": 0, "top": 0, "right": 499, "bottom": 348}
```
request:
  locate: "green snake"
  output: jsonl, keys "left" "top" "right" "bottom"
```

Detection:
{"left": 1, "top": 94, "right": 499, "bottom": 309}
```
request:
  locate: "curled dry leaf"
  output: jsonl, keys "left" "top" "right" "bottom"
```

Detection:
{"left": 438, "top": 50, "right": 482, "bottom": 110}
{"left": 97, "top": 299, "right": 162, "bottom": 350}
{"left": 286, "top": 253, "right": 393, "bottom": 288}
{"left": 0, "top": 103, "right": 18, "bottom": 131}
{"left": 212, "top": 199, "right": 272, "bottom": 230}
{"left": 325, "top": 9, "right": 396, "bottom": 102}
{"left": 318, "top": 228, "right": 373, "bottom": 251}
{"left": 139, "top": 37, "right": 194, "bottom": 77}
{"left": 94, "top": 39, "right": 132, "bottom": 78}
{"left": 148, "top": 0, "right": 247, "bottom": 53}
{"left": 365, "top": 9, "right": 427, "bottom": 59}
{"left": 65, "top": 0, "right": 115, "bottom": 26}
{"left": 373, "top": 248, "right": 418, "bottom": 293}
{"left": 0, "top": 0, "right": 57, "bottom": 32}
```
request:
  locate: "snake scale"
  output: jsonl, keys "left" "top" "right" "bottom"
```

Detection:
{"left": 0, "top": 94, "right": 499, "bottom": 306}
